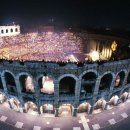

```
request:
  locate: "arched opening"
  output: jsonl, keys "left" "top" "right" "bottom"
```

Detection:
{"left": 127, "top": 71, "right": 130, "bottom": 84}
{"left": 10, "top": 28, "right": 13, "bottom": 32}
{"left": 19, "top": 75, "right": 35, "bottom": 93}
{"left": 0, "top": 92, "right": 7, "bottom": 104}
{"left": 4, "top": 72, "right": 17, "bottom": 95}
{"left": 40, "top": 104, "right": 54, "bottom": 117}
{"left": 1, "top": 30, "right": 4, "bottom": 34}
{"left": 77, "top": 102, "right": 91, "bottom": 114}
{"left": 59, "top": 77, "right": 76, "bottom": 95}
{"left": 6, "top": 29, "right": 8, "bottom": 33}
{"left": 81, "top": 72, "right": 96, "bottom": 97}
{"left": 0, "top": 92, "right": 9, "bottom": 108}
{"left": 9, "top": 97, "right": 21, "bottom": 111}
{"left": 59, "top": 104, "right": 74, "bottom": 117}
{"left": 0, "top": 77, "right": 4, "bottom": 90}
{"left": 24, "top": 101, "right": 38, "bottom": 115}
{"left": 121, "top": 92, "right": 129, "bottom": 102}
{"left": 15, "top": 28, "right": 18, "bottom": 32}
{"left": 98, "top": 74, "right": 112, "bottom": 94}
{"left": 115, "top": 71, "right": 125, "bottom": 88}
{"left": 108, "top": 95, "right": 119, "bottom": 109}
{"left": 38, "top": 75, "right": 54, "bottom": 94}
{"left": 93, "top": 99, "right": 106, "bottom": 114}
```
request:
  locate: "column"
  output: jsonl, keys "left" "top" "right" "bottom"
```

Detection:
{"left": 55, "top": 107, "right": 59, "bottom": 117}
{"left": 1, "top": 76, "right": 13, "bottom": 109}
{"left": 33, "top": 77, "right": 41, "bottom": 114}
{"left": 7, "top": 97, "right": 13, "bottom": 109}
{"left": 126, "top": 93, "right": 129, "bottom": 100}
{"left": 54, "top": 80, "right": 59, "bottom": 104}
{"left": 89, "top": 106, "right": 94, "bottom": 114}
{"left": 15, "top": 77, "right": 24, "bottom": 112}
{"left": 1, "top": 76, "right": 8, "bottom": 94}
{"left": 33, "top": 77, "right": 40, "bottom": 96}
{"left": 108, "top": 77, "right": 116, "bottom": 99}
{"left": 93, "top": 77, "right": 101, "bottom": 96}
{"left": 122, "top": 72, "right": 129, "bottom": 86}
{"left": 15, "top": 77, "right": 22, "bottom": 94}
{"left": 116, "top": 98, "right": 120, "bottom": 106}
{"left": 36, "top": 100, "right": 41, "bottom": 114}
{"left": 104, "top": 102, "right": 109, "bottom": 110}
{"left": 73, "top": 108, "right": 77, "bottom": 117}
{"left": 89, "top": 97, "right": 97, "bottom": 114}
{"left": 75, "top": 79, "right": 81, "bottom": 105}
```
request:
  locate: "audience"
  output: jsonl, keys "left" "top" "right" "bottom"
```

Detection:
{"left": 0, "top": 32, "right": 83, "bottom": 62}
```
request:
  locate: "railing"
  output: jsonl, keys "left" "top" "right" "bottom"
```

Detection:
{"left": 98, "top": 89, "right": 109, "bottom": 96}
{"left": 113, "top": 87, "right": 123, "bottom": 93}
{"left": 80, "top": 93, "right": 93, "bottom": 100}
{"left": 22, "top": 93, "right": 34, "bottom": 98}
{"left": 8, "top": 92, "right": 18, "bottom": 97}
{"left": 40, "top": 94, "right": 54, "bottom": 101}
{"left": 59, "top": 94, "right": 75, "bottom": 101}
{"left": 83, "top": 80, "right": 95, "bottom": 84}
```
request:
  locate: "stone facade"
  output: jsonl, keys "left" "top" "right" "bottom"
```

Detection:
{"left": 0, "top": 58, "right": 130, "bottom": 116}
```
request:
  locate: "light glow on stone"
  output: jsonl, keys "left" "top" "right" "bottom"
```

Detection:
{"left": 90, "top": 51, "right": 99, "bottom": 61}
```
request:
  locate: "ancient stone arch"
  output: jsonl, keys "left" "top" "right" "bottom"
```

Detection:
{"left": 58, "top": 74, "right": 78, "bottom": 95}
{"left": 115, "top": 70, "right": 127, "bottom": 88}
{"left": 98, "top": 72, "right": 114, "bottom": 93}
{"left": 38, "top": 75, "right": 54, "bottom": 94}
{"left": 59, "top": 103, "right": 74, "bottom": 116}
{"left": 16, "top": 72, "right": 34, "bottom": 93}
{"left": 40, "top": 103, "right": 54, "bottom": 114}
{"left": 2, "top": 70, "right": 17, "bottom": 94}
{"left": 80, "top": 71, "right": 97, "bottom": 96}
{"left": 24, "top": 101, "right": 38, "bottom": 115}
{"left": 8, "top": 96, "right": 21, "bottom": 111}
{"left": 58, "top": 74, "right": 78, "bottom": 82}
{"left": 79, "top": 69, "right": 98, "bottom": 79}
{"left": 1, "top": 70, "right": 16, "bottom": 78}
{"left": 77, "top": 102, "right": 91, "bottom": 114}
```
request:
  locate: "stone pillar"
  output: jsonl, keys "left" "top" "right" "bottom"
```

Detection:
{"left": 89, "top": 106, "right": 95, "bottom": 114}
{"left": 18, "top": 96, "right": 24, "bottom": 112}
{"left": 15, "top": 77, "right": 24, "bottom": 112}
{"left": 110, "top": 77, "right": 116, "bottom": 91}
{"left": 116, "top": 98, "right": 120, "bottom": 105}
{"left": 7, "top": 98, "right": 13, "bottom": 109}
{"left": 93, "top": 77, "right": 101, "bottom": 96}
{"left": 55, "top": 107, "right": 59, "bottom": 117}
{"left": 122, "top": 72, "right": 129, "bottom": 86}
{"left": 54, "top": 80, "right": 59, "bottom": 104}
{"left": 14, "top": 77, "right": 22, "bottom": 95}
{"left": 1, "top": 76, "right": 13, "bottom": 109}
{"left": 33, "top": 77, "right": 40, "bottom": 96}
{"left": 108, "top": 77, "right": 116, "bottom": 99}
{"left": 89, "top": 97, "right": 97, "bottom": 114}
{"left": 15, "top": 77, "right": 22, "bottom": 95}
{"left": 104, "top": 102, "right": 109, "bottom": 110}
{"left": 36, "top": 100, "right": 41, "bottom": 114}
{"left": 1, "top": 76, "right": 8, "bottom": 94}
{"left": 75, "top": 79, "right": 81, "bottom": 105}
{"left": 33, "top": 77, "right": 41, "bottom": 115}
{"left": 126, "top": 93, "right": 129, "bottom": 100}
{"left": 73, "top": 108, "right": 77, "bottom": 117}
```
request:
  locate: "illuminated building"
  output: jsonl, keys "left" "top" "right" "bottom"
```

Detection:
{"left": 0, "top": 25, "right": 130, "bottom": 117}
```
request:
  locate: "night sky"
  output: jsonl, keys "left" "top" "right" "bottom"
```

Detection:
{"left": 0, "top": 0, "right": 130, "bottom": 30}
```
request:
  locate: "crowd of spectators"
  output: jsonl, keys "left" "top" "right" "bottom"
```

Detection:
{"left": 0, "top": 32, "right": 84, "bottom": 62}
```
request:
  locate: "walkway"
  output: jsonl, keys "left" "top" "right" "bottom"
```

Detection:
{"left": 0, "top": 99, "right": 130, "bottom": 130}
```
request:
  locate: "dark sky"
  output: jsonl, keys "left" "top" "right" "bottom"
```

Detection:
{"left": 0, "top": 0, "right": 130, "bottom": 30}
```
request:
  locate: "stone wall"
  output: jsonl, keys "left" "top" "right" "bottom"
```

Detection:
{"left": 0, "top": 59, "right": 130, "bottom": 116}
